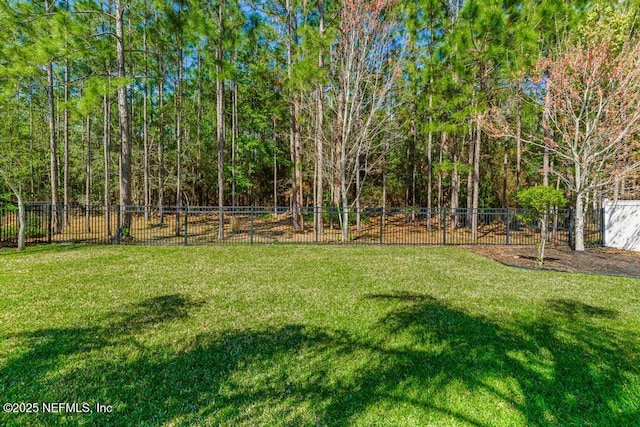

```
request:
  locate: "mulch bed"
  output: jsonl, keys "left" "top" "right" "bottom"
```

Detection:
{"left": 465, "top": 245, "right": 640, "bottom": 279}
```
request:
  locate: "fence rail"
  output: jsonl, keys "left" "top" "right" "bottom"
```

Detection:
{"left": 0, "top": 205, "right": 604, "bottom": 248}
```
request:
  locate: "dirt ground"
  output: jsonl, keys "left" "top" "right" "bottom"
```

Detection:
{"left": 466, "top": 245, "right": 640, "bottom": 278}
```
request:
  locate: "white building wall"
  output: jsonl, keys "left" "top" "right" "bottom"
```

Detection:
{"left": 603, "top": 200, "right": 640, "bottom": 252}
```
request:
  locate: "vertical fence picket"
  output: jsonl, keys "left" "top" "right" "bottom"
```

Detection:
{"left": 506, "top": 208, "right": 510, "bottom": 245}
{"left": 443, "top": 207, "right": 447, "bottom": 245}
{"left": 379, "top": 208, "right": 384, "bottom": 245}
{"left": 116, "top": 205, "right": 121, "bottom": 245}
{"left": 184, "top": 205, "right": 188, "bottom": 246}
{"left": 250, "top": 206, "right": 254, "bottom": 245}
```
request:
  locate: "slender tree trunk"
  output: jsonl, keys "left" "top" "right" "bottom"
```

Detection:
{"left": 503, "top": 140, "right": 508, "bottom": 207}
{"left": 574, "top": 191, "right": 585, "bottom": 251}
{"left": 466, "top": 121, "right": 474, "bottom": 227}
{"left": 231, "top": 78, "right": 238, "bottom": 209}
{"left": 175, "top": 48, "right": 183, "bottom": 237}
{"left": 286, "top": 0, "right": 303, "bottom": 231}
{"left": 427, "top": 93, "right": 433, "bottom": 230}
{"left": 158, "top": 76, "right": 165, "bottom": 224}
{"left": 451, "top": 136, "right": 459, "bottom": 229}
{"left": 143, "top": 14, "right": 150, "bottom": 221}
{"left": 217, "top": 0, "right": 225, "bottom": 240}
{"left": 438, "top": 133, "right": 445, "bottom": 212}
{"left": 0, "top": 173, "right": 25, "bottom": 250}
{"left": 542, "top": 85, "right": 551, "bottom": 186}
{"left": 273, "top": 116, "right": 278, "bottom": 216}
{"left": 333, "top": 100, "right": 342, "bottom": 214}
{"left": 337, "top": 87, "right": 349, "bottom": 241}
{"left": 356, "top": 155, "right": 361, "bottom": 231}
{"left": 472, "top": 115, "right": 481, "bottom": 242}
{"left": 29, "top": 95, "right": 34, "bottom": 196}
{"left": 47, "top": 62, "right": 60, "bottom": 234}
{"left": 292, "top": 110, "right": 304, "bottom": 231}
{"left": 196, "top": 45, "right": 203, "bottom": 205}
{"left": 16, "top": 190, "right": 25, "bottom": 251}
{"left": 538, "top": 216, "right": 547, "bottom": 266}
{"left": 63, "top": 62, "right": 70, "bottom": 227}
{"left": 85, "top": 116, "right": 92, "bottom": 232}
{"left": 516, "top": 97, "right": 522, "bottom": 191}
{"left": 115, "top": 0, "right": 132, "bottom": 231}
{"left": 103, "top": 69, "right": 111, "bottom": 237}
{"left": 315, "top": 0, "right": 325, "bottom": 237}
{"left": 411, "top": 117, "right": 417, "bottom": 209}
{"left": 573, "top": 158, "right": 586, "bottom": 251}
{"left": 382, "top": 139, "right": 387, "bottom": 229}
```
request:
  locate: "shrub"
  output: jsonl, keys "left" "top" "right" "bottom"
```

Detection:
{"left": 517, "top": 186, "right": 567, "bottom": 266}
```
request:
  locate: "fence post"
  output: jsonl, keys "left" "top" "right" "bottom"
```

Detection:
{"left": 506, "top": 208, "right": 510, "bottom": 245}
{"left": 600, "top": 206, "right": 605, "bottom": 247}
{"left": 184, "top": 205, "right": 188, "bottom": 246}
{"left": 568, "top": 207, "right": 574, "bottom": 249}
{"left": 379, "top": 208, "right": 384, "bottom": 245}
{"left": 442, "top": 207, "right": 447, "bottom": 245}
{"left": 315, "top": 206, "right": 319, "bottom": 244}
{"left": 47, "top": 203, "right": 52, "bottom": 244}
{"left": 116, "top": 205, "right": 121, "bottom": 245}
{"left": 250, "top": 206, "right": 254, "bottom": 245}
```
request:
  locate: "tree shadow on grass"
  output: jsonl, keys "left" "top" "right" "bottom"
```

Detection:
{"left": 1, "top": 293, "right": 638, "bottom": 426}
{"left": 362, "top": 293, "right": 638, "bottom": 425}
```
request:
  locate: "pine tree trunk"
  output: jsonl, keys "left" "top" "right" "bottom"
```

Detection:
{"left": 175, "top": 48, "right": 183, "bottom": 237}
{"left": 427, "top": 95, "right": 433, "bottom": 230}
{"left": 115, "top": 0, "right": 132, "bottom": 231}
{"left": 273, "top": 116, "right": 278, "bottom": 216}
{"left": 466, "top": 121, "right": 474, "bottom": 227}
{"left": 411, "top": 117, "right": 417, "bottom": 210}
{"left": 103, "top": 71, "right": 111, "bottom": 237}
{"left": 451, "top": 135, "right": 459, "bottom": 229}
{"left": 158, "top": 74, "right": 165, "bottom": 225}
{"left": 315, "top": 0, "right": 325, "bottom": 238}
{"left": 216, "top": 0, "right": 225, "bottom": 240}
{"left": 63, "top": 62, "right": 70, "bottom": 227}
{"left": 472, "top": 115, "right": 481, "bottom": 242}
{"left": 516, "top": 97, "right": 522, "bottom": 191}
{"left": 29, "top": 95, "right": 35, "bottom": 196}
{"left": 315, "top": 87, "right": 324, "bottom": 236}
{"left": 286, "top": 0, "right": 303, "bottom": 231}
{"left": 196, "top": 45, "right": 203, "bottom": 206}
{"left": 231, "top": 77, "right": 238, "bottom": 209}
{"left": 143, "top": 14, "right": 150, "bottom": 221}
{"left": 47, "top": 62, "right": 59, "bottom": 234}
{"left": 85, "top": 116, "right": 92, "bottom": 232}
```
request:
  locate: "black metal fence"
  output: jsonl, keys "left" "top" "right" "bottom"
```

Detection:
{"left": 0, "top": 204, "right": 604, "bottom": 248}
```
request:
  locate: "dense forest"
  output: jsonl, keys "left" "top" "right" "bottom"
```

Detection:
{"left": 1, "top": 0, "right": 640, "bottom": 250}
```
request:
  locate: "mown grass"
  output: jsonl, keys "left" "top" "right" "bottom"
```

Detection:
{"left": 0, "top": 245, "right": 639, "bottom": 426}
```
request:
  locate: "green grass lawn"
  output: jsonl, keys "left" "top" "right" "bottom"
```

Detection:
{"left": 0, "top": 245, "right": 639, "bottom": 426}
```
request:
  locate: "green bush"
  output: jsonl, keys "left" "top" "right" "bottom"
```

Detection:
{"left": 516, "top": 186, "right": 567, "bottom": 265}
{"left": 516, "top": 186, "right": 567, "bottom": 225}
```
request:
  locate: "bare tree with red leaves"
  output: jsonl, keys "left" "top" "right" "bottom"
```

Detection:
{"left": 487, "top": 36, "right": 640, "bottom": 251}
